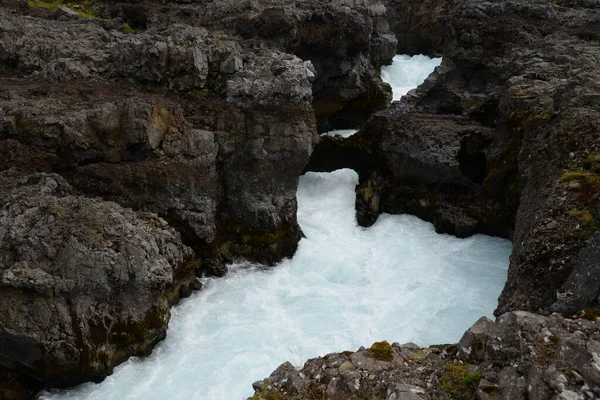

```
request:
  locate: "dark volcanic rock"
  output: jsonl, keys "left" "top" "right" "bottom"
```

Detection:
{"left": 0, "top": 170, "right": 196, "bottom": 397}
{"left": 230, "top": 0, "right": 396, "bottom": 131}
{"left": 0, "top": 12, "right": 317, "bottom": 273}
{"left": 0, "top": 0, "right": 403, "bottom": 395}
{"left": 354, "top": 111, "right": 514, "bottom": 238}
{"left": 251, "top": 312, "right": 600, "bottom": 400}
{"left": 384, "top": 0, "right": 453, "bottom": 56}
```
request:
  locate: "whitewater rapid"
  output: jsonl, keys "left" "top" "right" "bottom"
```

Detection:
{"left": 321, "top": 54, "right": 442, "bottom": 140}
{"left": 382, "top": 54, "right": 442, "bottom": 101}
{"left": 42, "top": 169, "right": 511, "bottom": 400}
{"left": 41, "top": 55, "right": 510, "bottom": 400}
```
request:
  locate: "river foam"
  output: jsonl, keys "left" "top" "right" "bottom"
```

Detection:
{"left": 42, "top": 169, "right": 511, "bottom": 400}
{"left": 382, "top": 54, "right": 442, "bottom": 101}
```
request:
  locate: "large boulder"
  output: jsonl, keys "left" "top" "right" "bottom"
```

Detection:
{"left": 0, "top": 171, "right": 196, "bottom": 398}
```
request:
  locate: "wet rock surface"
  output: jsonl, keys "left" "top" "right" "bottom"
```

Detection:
{"left": 251, "top": 312, "right": 600, "bottom": 400}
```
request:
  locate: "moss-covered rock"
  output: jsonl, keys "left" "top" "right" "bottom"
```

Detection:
{"left": 367, "top": 341, "right": 393, "bottom": 362}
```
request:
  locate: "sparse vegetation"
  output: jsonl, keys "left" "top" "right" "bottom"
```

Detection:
{"left": 580, "top": 309, "right": 600, "bottom": 322}
{"left": 439, "top": 363, "right": 481, "bottom": 400}
{"left": 27, "top": 0, "right": 99, "bottom": 19}
{"left": 567, "top": 209, "right": 597, "bottom": 233}
{"left": 560, "top": 170, "right": 600, "bottom": 185}
{"left": 249, "top": 390, "right": 285, "bottom": 400}
{"left": 123, "top": 23, "right": 138, "bottom": 34}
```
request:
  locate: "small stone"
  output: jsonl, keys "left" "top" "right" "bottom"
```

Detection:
{"left": 568, "top": 181, "right": 581, "bottom": 190}
{"left": 53, "top": 5, "right": 79, "bottom": 19}
{"left": 403, "top": 342, "right": 420, "bottom": 350}
{"left": 546, "top": 220, "right": 558, "bottom": 229}
{"left": 338, "top": 360, "right": 355, "bottom": 373}
{"left": 251, "top": 380, "right": 264, "bottom": 391}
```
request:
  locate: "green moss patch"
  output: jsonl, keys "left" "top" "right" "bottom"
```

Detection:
{"left": 123, "top": 23, "right": 138, "bottom": 34}
{"left": 249, "top": 390, "right": 286, "bottom": 400}
{"left": 560, "top": 170, "right": 600, "bottom": 185}
{"left": 27, "top": 0, "right": 100, "bottom": 18}
{"left": 567, "top": 209, "right": 597, "bottom": 234}
{"left": 439, "top": 363, "right": 481, "bottom": 400}
{"left": 367, "top": 341, "right": 393, "bottom": 362}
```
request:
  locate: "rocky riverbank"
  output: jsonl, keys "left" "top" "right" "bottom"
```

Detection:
{"left": 250, "top": 312, "right": 600, "bottom": 400}
{"left": 307, "top": 0, "right": 600, "bottom": 316}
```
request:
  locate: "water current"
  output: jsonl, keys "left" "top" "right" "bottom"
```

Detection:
{"left": 42, "top": 55, "right": 510, "bottom": 400}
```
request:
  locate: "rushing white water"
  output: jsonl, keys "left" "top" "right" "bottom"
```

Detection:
{"left": 321, "top": 54, "right": 442, "bottom": 139}
{"left": 43, "top": 169, "right": 511, "bottom": 400}
{"left": 382, "top": 54, "right": 442, "bottom": 101}
{"left": 320, "top": 129, "right": 358, "bottom": 138}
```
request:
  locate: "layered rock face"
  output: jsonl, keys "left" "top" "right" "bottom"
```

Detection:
{"left": 308, "top": 0, "right": 600, "bottom": 315}
{"left": 250, "top": 312, "right": 600, "bottom": 400}
{"left": 229, "top": 0, "right": 397, "bottom": 131}
{"left": 0, "top": 6, "right": 314, "bottom": 398}
{"left": 0, "top": 12, "right": 316, "bottom": 273}
{"left": 0, "top": 171, "right": 196, "bottom": 397}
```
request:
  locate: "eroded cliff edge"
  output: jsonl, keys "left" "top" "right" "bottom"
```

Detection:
{"left": 0, "top": 0, "right": 396, "bottom": 397}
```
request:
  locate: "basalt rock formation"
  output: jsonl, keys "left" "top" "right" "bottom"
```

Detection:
{"left": 0, "top": 170, "right": 196, "bottom": 398}
{"left": 230, "top": 0, "right": 397, "bottom": 131}
{"left": 276, "top": 0, "right": 600, "bottom": 397}
{"left": 250, "top": 312, "right": 600, "bottom": 400}
{"left": 0, "top": 0, "right": 401, "bottom": 398}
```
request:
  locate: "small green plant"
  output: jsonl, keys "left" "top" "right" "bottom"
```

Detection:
{"left": 482, "top": 386, "right": 501, "bottom": 397}
{"left": 567, "top": 209, "right": 597, "bottom": 233}
{"left": 27, "top": 0, "right": 98, "bottom": 18}
{"left": 580, "top": 309, "right": 600, "bottom": 321}
{"left": 561, "top": 170, "right": 600, "bottom": 184}
{"left": 249, "top": 390, "right": 284, "bottom": 400}
{"left": 123, "top": 23, "right": 138, "bottom": 34}
{"left": 439, "top": 363, "right": 481, "bottom": 400}
{"left": 27, "top": 0, "right": 62, "bottom": 11}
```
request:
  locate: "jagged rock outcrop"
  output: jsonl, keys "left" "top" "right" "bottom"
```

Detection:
{"left": 384, "top": 0, "right": 453, "bottom": 56}
{"left": 0, "top": 10, "right": 317, "bottom": 274}
{"left": 229, "top": 0, "right": 396, "bottom": 131}
{"left": 250, "top": 312, "right": 600, "bottom": 400}
{"left": 0, "top": 170, "right": 196, "bottom": 398}
{"left": 263, "top": 0, "right": 600, "bottom": 399}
